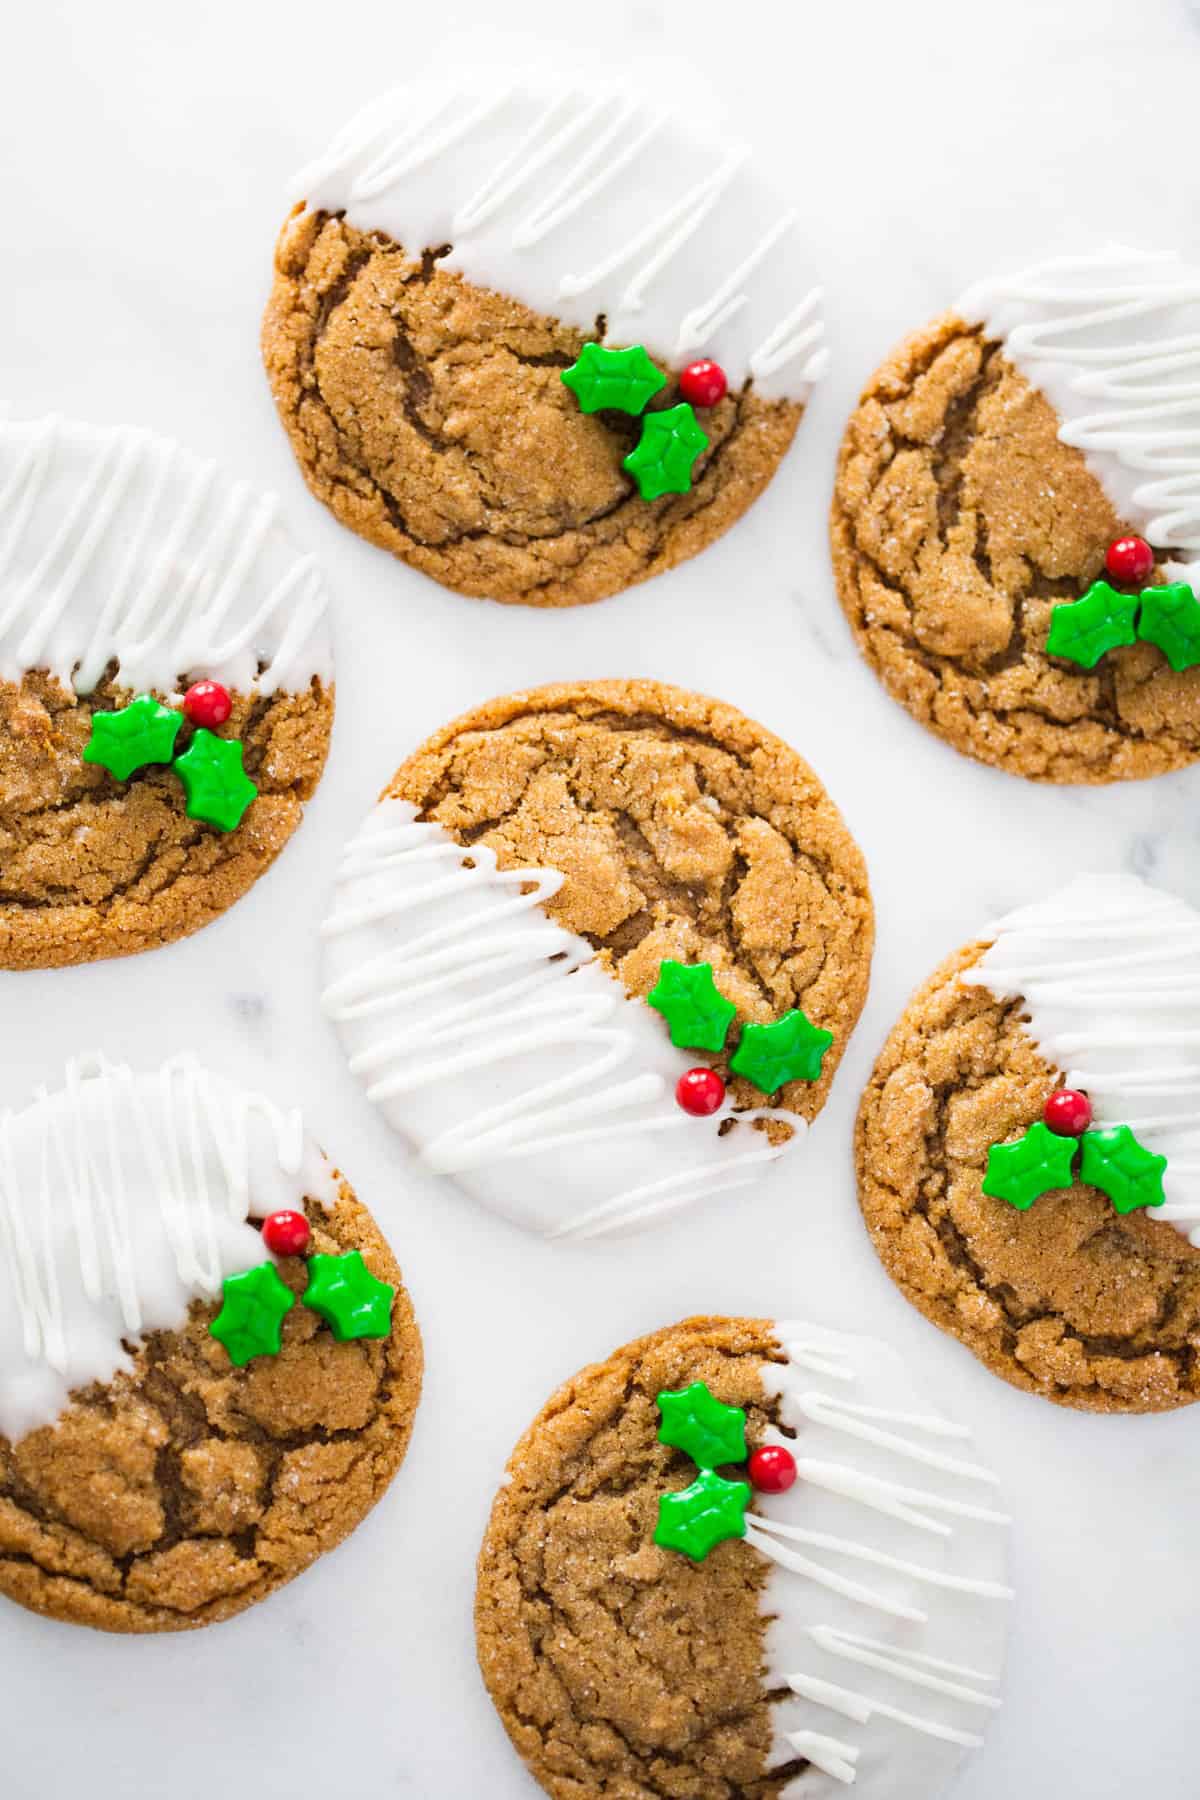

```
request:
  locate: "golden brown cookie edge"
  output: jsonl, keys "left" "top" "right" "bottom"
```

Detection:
{"left": 474, "top": 1315, "right": 796, "bottom": 1799}
{"left": 261, "top": 209, "right": 803, "bottom": 609}
{"left": 829, "top": 311, "right": 1200, "bottom": 786}
{"left": 381, "top": 676, "right": 874, "bottom": 1124}
{"left": 0, "top": 675, "right": 334, "bottom": 971}
{"left": 855, "top": 941, "right": 1200, "bottom": 1414}
{"left": 0, "top": 1169, "right": 422, "bottom": 1634}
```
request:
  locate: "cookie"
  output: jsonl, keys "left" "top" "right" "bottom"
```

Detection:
{"left": 832, "top": 247, "right": 1200, "bottom": 782}
{"left": 0, "top": 416, "right": 334, "bottom": 969}
{"left": 476, "top": 1315, "right": 1010, "bottom": 1798}
{"left": 321, "top": 679, "right": 873, "bottom": 1239}
{"left": 262, "top": 73, "right": 826, "bottom": 608}
{"left": 858, "top": 873, "right": 1200, "bottom": 1412}
{"left": 0, "top": 1053, "right": 421, "bottom": 1632}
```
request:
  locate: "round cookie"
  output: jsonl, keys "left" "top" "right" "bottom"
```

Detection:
{"left": 476, "top": 1315, "right": 1011, "bottom": 1799}
{"left": 0, "top": 1053, "right": 421, "bottom": 1632}
{"left": 0, "top": 415, "right": 333, "bottom": 969}
{"left": 263, "top": 73, "right": 826, "bottom": 608}
{"left": 832, "top": 247, "right": 1200, "bottom": 783}
{"left": 321, "top": 679, "right": 873, "bottom": 1239}
{"left": 857, "top": 873, "right": 1200, "bottom": 1412}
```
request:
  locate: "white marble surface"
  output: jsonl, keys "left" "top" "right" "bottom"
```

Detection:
{"left": 1, "top": 1, "right": 1199, "bottom": 1795}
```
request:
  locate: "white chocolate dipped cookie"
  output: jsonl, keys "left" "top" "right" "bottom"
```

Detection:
{"left": 476, "top": 1315, "right": 1010, "bottom": 1798}
{"left": 0, "top": 415, "right": 334, "bottom": 967}
{"left": 0, "top": 1053, "right": 421, "bottom": 1633}
{"left": 832, "top": 247, "right": 1200, "bottom": 781}
{"left": 263, "top": 71, "right": 826, "bottom": 607}
{"left": 321, "top": 681, "right": 873, "bottom": 1240}
{"left": 858, "top": 871, "right": 1200, "bottom": 1411}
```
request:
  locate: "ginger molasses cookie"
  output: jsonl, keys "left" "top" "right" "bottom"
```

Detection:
{"left": 263, "top": 73, "right": 826, "bottom": 608}
{"left": 858, "top": 873, "right": 1200, "bottom": 1412}
{"left": 476, "top": 1315, "right": 1011, "bottom": 1798}
{"left": 832, "top": 247, "right": 1200, "bottom": 782}
{"left": 0, "top": 415, "right": 333, "bottom": 969}
{"left": 321, "top": 680, "right": 873, "bottom": 1239}
{"left": 0, "top": 1053, "right": 421, "bottom": 1633}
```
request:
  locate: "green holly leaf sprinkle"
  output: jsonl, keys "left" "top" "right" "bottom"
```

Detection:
{"left": 657, "top": 1381, "right": 747, "bottom": 1467}
{"left": 981, "top": 1120, "right": 1079, "bottom": 1211}
{"left": 82, "top": 693, "right": 182, "bottom": 782}
{"left": 654, "top": 1468, "right": 751, "bottom": 1562}
{"left": 560, "top": 341, "right": 667, "bottom": 416}
{"left": 729, "top": 1010, "right": 833, "bottom": 1094}
{"left": 173, "top": 728, "right": 257, "bottom": 832}
{"left": 646, "top": 961, "right": 736, "bottom": 1052}
{"left": 1078, "top": 1124, "right": 1167, "bottom": 1214}
{"left": 209, "top": 1262, "right": 295, "bottom": 1367}
{"left": 622, "top": 403, "right": 709, "bottom": 501}
{"left": 302, "top": 1250, "right": 395, "bottom": 1342}
{"left": 1045, "top": 580, "right": 1139, "bottom": 669}
{"left": 1136, "top": 582, "right": 1200, "bottom": 672}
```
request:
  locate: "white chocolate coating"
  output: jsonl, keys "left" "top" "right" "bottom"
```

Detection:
{"left": 290, "top": 74, "right": 827, "bottom": 402}
{"left": 962, "top": 871, "right": 1200, "bottom": 1244}
{"left": 958, "top": 247, "right": 1200, "bottom": 588}
{"left": 320, "top": 800, "right": 799, "bottom": 1240}
{"left": 0, "top": 415, "right": 333, "bottom": 698}
{"left": 0, "top": 1054, "right": 336, "bottom": 1443}
{"left": 759, "top": 1323, "right": 1010, "bottom": 1795}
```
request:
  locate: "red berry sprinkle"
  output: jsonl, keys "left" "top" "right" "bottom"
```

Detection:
{"left": 261, "top": 1210, "right": 311, "bottom": 1257}
{"left": 678, "top": 359, "right": 728, "bottom": 408}
{"left": 1043, "top": 1088, "right": 1092, "bottom": 1138}
{"left": 748, "top": 1444, "right": 798, "bottom": 1494}
{"left": 675, "top": 1066, "right": 726, "bottom": 1116}
{"left": 1104, "top": 535, "right": 1155, "bottom": 586}
{"left": 183, "top": 679, "right": 233, "bottom": 729}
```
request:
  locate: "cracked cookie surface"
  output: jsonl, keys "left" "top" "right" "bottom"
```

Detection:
{"left": 476, "top": 1316, "right": 799, "bottom": 1799}
{"left": 387, "top": 679, "right": 873, "bottom": 1125}
{"left": 0, "top": 672, "right": 333, "bottom": 969}
{"left": 857, "top": 943, "right": 1200, "bottom": 1412}
{"left": 0, "top": 1175, "right": 421, "bottom": 1632}
{"left": 262, "top": 212, "right": 802, "bottom": 609}
{"left": 831, "top": 313, "right": 1200, "bottom": 782}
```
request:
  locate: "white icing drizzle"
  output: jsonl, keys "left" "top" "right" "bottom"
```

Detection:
{"left": 783, "top": 1635, "right": 999, "bottom": 1754}
{"left": 787, "top": 1731, "right": 860, "bottom": 1786}
{"left": 758, "top": 1322, "right": 1009, "bottom": 1795}
{"left": 790, "top": 1460, "right": 1009, "bottom": 1539}
{"left": 321, "top": 800, "right": 798, "bottom": 1240}
{"left": 788, "top": 1394, "right": 1001, "bottom": 1486}
{"left": 290, "top": 74, "right": 827, "bottom": 401}
{"left": 957, "top": 247, "right": 1200, "bottom": 586}
{"left": 962, "top": 872, "right": 1200, "bottom": 1244}
{"left": 0, "top": 1054, "right": 336, "bottom": 1443}
{"left": 0, "top": 415, "right": 332, "bottom": 696}
{"left": 805, "top": 1628, "right": 1000, "bottom": 1714}
{"left": 748, "top": 1513, "right": 1010, "bottom": 1611}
